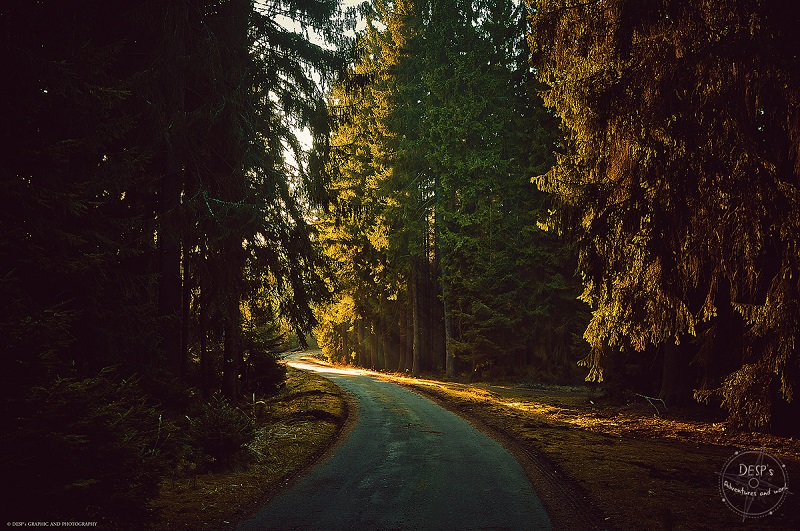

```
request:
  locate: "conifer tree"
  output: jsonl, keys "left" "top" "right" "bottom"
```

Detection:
{"left": 317, "top": 0, "right": 586, "bottom": 382}
{"left": 1, "top": 0, "right": 352, "bottom": 521}
{"left": 530, "top": 0, "right": 800, "bottom": 431}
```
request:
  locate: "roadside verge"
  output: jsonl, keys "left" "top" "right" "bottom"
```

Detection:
{"left": 148, "top": 365, "right": 353, "bottom": 530}
{"left": 383, "top": 374, "right": 800, "bottom": 530}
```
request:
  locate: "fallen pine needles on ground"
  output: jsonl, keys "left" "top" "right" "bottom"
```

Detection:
{"left": 382, "top": 373, "right": 800, "bottom": 531}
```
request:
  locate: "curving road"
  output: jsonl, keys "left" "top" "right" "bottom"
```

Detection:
{"left": 238, "top": 354, "right": 551, "bottom": 531}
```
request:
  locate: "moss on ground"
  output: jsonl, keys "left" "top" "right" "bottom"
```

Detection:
{"left": 147, "top": 366, "right": 347, "bottom": 530}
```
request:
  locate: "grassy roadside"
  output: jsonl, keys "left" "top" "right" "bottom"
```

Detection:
{"left": 382, "top": 374, "right": 800, "bottom": 530}
{"left": 147, "top": 366, "right": 349, "bottom": 530}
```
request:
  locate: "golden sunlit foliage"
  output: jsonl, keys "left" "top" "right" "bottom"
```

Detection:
{"left": 529, "top": 0, "right": 800, "bottom": 431}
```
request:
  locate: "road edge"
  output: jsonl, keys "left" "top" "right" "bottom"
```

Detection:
{"left": 233, "top": 373, "right": 360, "bottom": 529}
{"left": 394, "top": 381, "right": 612, "bottom": 531}
{"left": 261, "top": 355, "right": 610, "bottom": 530}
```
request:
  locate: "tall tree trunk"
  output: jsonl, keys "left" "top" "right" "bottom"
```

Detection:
{"left": 369, "top": 322, "right": 378, "bottom": 369}
{"left": 157, "top": 153, "right": 182, "bottom": 375}
{"left": 221, "top": 239, "right": 244, "bottom": 401}
{"left": 659, "top": 340, "right": 693, "bottom": 407}
{"left": 157, "top": 0, "right": 187, "bottom": 378}
{"left": 412, "top": 258, "right": 422, "bottom": 376}
{"left": 398, "top": 287, "right": 410, "bottom": 372}
{"left": 199, "top": 286, "right": 211, "bottom": 398}
{"left": 341, "top": 322, "right": 349, "bottom": 363}
{"left": 380, "top": 318, "right": 391, "bottom": 371}
{"left": 179, "top": 237, "right": 190, "bottom": 382}
{"left": 357, "top": 318, "right": 365, "bottom": 366}
{"left": 437, "top": 209, "right": 455, "bottom": 378}
{"left": 423, "top": 238, "right": 433, "bottom": 372}
{"left": 199, "top": 239, "right": 211, "bottom": 398}
{"left": 217, "top": 0, "right": 249, "bottom": 403}
{"left": 221, "top": 291, "right": 241, "bottom": 401}
{"left": 158, "top": 223, "right": 181, "bottom": 373}
{"left": 443, "top": 289, "right": 454, "bottom": 378}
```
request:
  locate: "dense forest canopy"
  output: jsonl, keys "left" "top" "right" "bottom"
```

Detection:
{"left": 315, "top": 0, "right": 800, "bottom": 435}
{"left": 1, "top": 0, "right": 352, "bottom": 524}
{"left": 314, "top": 0, "right": 588, "bottom": 382}
{"left": 2, "top": 0, "right": 799, "bottom": 525}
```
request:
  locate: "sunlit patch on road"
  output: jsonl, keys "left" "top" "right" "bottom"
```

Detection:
{"left": 286, "top": 355, "right": 367, "bottom": 376}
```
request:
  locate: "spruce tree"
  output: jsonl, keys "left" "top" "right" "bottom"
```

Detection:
{"left": 530, "top": 0, "right": 800, "bottom": 430}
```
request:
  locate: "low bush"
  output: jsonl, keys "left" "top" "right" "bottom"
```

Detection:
{"left": 2, "top": 370, "right": 178, "bottom": 526}
{"left": 186, "top": 395, "right": 255, "bottom": 469}
{"left": 243, "top": 349, "right": 286, "bottom": 396}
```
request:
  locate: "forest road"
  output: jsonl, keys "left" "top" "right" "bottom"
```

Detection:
{"left": 238, "top": 353, "right": 551, "bottom": 531}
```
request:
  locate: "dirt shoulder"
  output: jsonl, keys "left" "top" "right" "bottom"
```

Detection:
{"left": 381, "top": 374, "right": 800, "bottom": 531}
{"left": 148, "top": 366, "right": 353, "bottom": 530}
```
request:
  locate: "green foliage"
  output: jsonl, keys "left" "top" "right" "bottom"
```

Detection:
{"left": 2, "top": 372, "right": 177, "bottom": 525}
{"left": 0, "top": 0, "right": 350, "bottom": 526}
{"left": 316, "top": 0, "right": 586, "bottom": 381}
{"left": 244, "top": 350, "right": 288, "bottom": 397}
{"left": 186, "top": 396, "right": 256, "bottom": 468}
{"left": 1, "top": 0, "right": 346, "bottom": 387}
{"left": 239, "top": 280, "right": 289, "bottom": 396}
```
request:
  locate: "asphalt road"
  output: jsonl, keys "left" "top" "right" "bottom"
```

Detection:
{"left": 238, "top": 355, "right": 551, "bottom": 531}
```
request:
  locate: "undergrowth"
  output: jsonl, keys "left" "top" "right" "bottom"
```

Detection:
{"left": 148, "top": 366, "right": 347, "bottom": 530}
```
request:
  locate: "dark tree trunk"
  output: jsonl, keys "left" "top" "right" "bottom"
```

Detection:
{"left": 221, "top": 240, "right": 244, "bottom": 401}
{"left": 341, "top": 322, "right": 349, "bottom": 363}
{"left": 157, "top": 159, "right": 182, "bottom": 376}
{"left": 412, "top": 259, "right": 422, "bottom": 377}
{"left": 369, "top": 323, "right": 377, "bottom": 369}
{"left": 398, "top": 287, "right": 410, "bottom": 372}
{"left": 659, "top": 341, "right": 693, "bottom": 406}
{"left": 436, "top": 244, "right": 453, "bottom": 376}
{"left": 179, "top": 239, "right": 190, "bottom": 382}
{"left": 199, "top": 288, "right": 211, "bottom": 399}
{"left": 357, "top": 318, "right": 366, "bottom": 366}
{"left": 199, "top": 240, "right": 211, "bottom": 398}
{"left": 158, "top": 228, "right": 181, "bottom": 372}
{"left": 157, "top": 0, "right": 187, "bottom": 378}
{"left": 423, "top": 247, "right": 433, "bottom": 372}
{"left": 221, "top": 297, "right": 242, "bottom": 402}
{"left": 379, "top": 316, "right": 391, "bottom": 371}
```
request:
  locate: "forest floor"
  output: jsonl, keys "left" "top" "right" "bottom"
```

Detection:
{"left": 383, "top": 371, "right": 800, "bottom": 530}
{"left": 148, "top": 355, "right": 800, "bottom": 530}
{"left": 147, "top": 365, "right": 352, "bottom": 530}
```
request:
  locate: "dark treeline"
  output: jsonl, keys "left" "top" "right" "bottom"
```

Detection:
{"left": 1, "top": 0, "right": 351, "bottom": 525}
{"left": 317, "top": 0, "right": 800, "bottom": 435}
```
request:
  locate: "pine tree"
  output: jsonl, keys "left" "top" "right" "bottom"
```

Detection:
{"left": 317, "top": 0, "right": 586, "bottom": 382}
{"left": 1, "top": 0, "right": 353, "bottom": 521}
